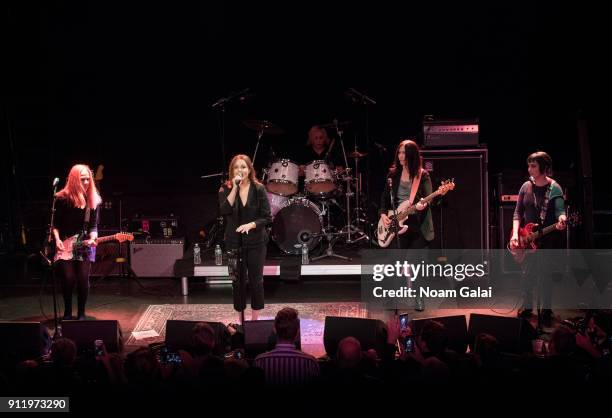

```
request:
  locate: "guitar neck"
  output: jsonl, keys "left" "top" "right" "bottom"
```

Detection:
{"left": 96, "top": 234, "right": 117, "bottom": 244}
{"left": 526, "top": 223, "right": 558, "bottom": 243}
{"left": 396, "top": 190, "right": 442, "bottom": 221}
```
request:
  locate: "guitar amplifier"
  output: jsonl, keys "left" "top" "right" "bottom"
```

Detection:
{"left": 130, "top": 238, "right": 185, "bottom": 277}
{"left": 423, "top": 119, "right": 479, "bottom": 148}
{"left": 130, "top": 216, "right": 179, "bottom": 239}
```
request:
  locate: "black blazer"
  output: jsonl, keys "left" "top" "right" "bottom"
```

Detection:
{"left": 218, "top": 182, "right": 272, "bottom": 249}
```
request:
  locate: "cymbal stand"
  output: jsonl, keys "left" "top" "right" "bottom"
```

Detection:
{"left": 340, "top": 169, "right": 368, "bottom": 245}
{"left": 310, "top": 199, "right": 351, "bottom": 261}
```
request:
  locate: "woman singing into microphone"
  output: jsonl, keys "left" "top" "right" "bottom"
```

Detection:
{"left": 218, "top": 154, "right": 272, "bottom": 323}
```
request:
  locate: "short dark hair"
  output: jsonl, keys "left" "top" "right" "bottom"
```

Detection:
{"left": 274, "top": 307, "right": 300, "bottom": 342}
{"left": 51, "top": 337, "right": 77, "bottom": 366}
{"left": 192, "top": 322, "right": 216, "bottom": 355}
{"left": 419, "top": 320, "right": 448, "bottom": 355}
{"left": 527, "top": 151, "right": 553, "bottom": 176}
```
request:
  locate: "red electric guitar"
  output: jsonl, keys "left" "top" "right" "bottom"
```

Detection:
{"left": 508, "top": 212, "right": 580, "bottom": 262}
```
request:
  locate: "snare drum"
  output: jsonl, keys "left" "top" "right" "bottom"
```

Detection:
{"left": 304, "top": 160, "right": 337, "bottom": 196}
{"left": 265, "top": 159, "right": 299, "bottom": 196}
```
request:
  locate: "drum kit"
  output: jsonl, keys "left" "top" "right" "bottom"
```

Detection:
{"left": 243, "top": 119, "right": 371, "bottom": 259}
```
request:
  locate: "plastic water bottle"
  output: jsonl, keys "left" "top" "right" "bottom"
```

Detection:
{"left": 214, "top": 244, "right": 223, "bottom": 266}
{"left": 194, "top": 243, "right": 201, "bottom": 265}
{"left": 301, "top": 244, "right": 309, "bottom": 265}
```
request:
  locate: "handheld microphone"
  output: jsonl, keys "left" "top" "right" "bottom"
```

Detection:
{"left": 529, "top": 176, "right": 535, "bottom": 184}
{"left": 234, "top": 175, "right": 242, "bottom": 186}
{"left": 53, "top": 177, "right": 60, "bottom": 187}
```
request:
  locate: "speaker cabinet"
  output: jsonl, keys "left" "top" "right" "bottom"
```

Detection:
{"left": 0, "top": 321, "right": 48, "bottom": 362}
{"left": 468, "top": 313, "right": 535, "bottom": 354}
{"left": 323, "top": 316, "right": 387, "bottom": 357}
{"left": 165, "top": 320, "right": 230, "bottom": 356}
{"left": 130, "top": 238, "right": 184, "bottom": 277}
{"left": 243, "top": 320, "right": 277, "bottom": 357}
{"left": 410, "top": 315, "right": 468, "bottom": 354}
{"left": 61, "top": 320, "right": 122, "bottom": 354}
{"left": 421, "top": 148, "right": 489, "bottom": 249}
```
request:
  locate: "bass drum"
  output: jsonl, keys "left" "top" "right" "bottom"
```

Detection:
{"left": 271, "top": 197, "right": 322, "bottom": 254}
{"left": 267, "top": 191, "right": 289, "bottom": 218}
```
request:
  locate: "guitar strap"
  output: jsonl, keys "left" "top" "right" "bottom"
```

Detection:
{"left": 531, "top": 178, "right": 554, "bottom": 225}
{"left": 83, "top": 207, "right": 91, "bottom": 236}
{"left": 407, "top": 169, "right": 424, "bottom": 206}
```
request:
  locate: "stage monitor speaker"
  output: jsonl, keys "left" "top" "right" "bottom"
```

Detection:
{"left": 165, "top": 320, "right": 230, "bottom": 356}
{"left": 323, "top": 316, "right": 387, "bottom": 357}
{"left": 421, "top": 148, "right": 489, "bottom": 249}
{"left": 130, "top": 238, "right": 184, "bottom": 277}
{"left": 243, "top": 320, "right": 277, "bottom": 357}
{"left": 0, "top": 321, "right": 49, "bottom": 362}
{"left": 61, "top": 320, "right": 122, "bottom": 354}
{"left": 410, "top": 315, "right": 468, "bottom": 354}
{"left": 468, "top": 313, "right": 535, "bottom": 354}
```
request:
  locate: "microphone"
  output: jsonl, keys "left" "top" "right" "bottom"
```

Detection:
{"left": 388, "top": 177, "right": 393, "bottom": 187}
{"left": 234, "top": 175, "right": 242, "bottom": 186}
{"left": 374, "top": 142, "right": 387, "bottom": 152}
{"left": 52, "top": 177, "right": 60, "bottom": 187}
{"left": 529, "top": 176, "right": 535, "bottom": 184}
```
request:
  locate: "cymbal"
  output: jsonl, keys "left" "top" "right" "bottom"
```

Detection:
{"left": 318, "top": 120, "right": 351, "bottom": 129}
{"left": 243, "top": 120, "right": 285, "bottom": 135}
{"left": 348, "top": 151, "right": 368, "bottom": 159}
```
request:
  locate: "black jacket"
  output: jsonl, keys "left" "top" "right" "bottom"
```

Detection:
{"left": 218, "top": 182, "right": 273, "bottom": 249}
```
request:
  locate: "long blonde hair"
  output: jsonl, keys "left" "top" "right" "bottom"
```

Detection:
{"left": 56, "top": 164, "right": 102, "bottom": 209}
{"left": 306, "top": 125, "right": 330, "bottom": 147}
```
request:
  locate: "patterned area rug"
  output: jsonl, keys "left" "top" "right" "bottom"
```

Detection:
{"left": 126, "top": 303, "right": 369, "bottom": 356}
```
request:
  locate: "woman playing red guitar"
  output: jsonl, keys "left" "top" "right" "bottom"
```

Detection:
{"left": 509, "top": 151, "right": 567, "bottom": 324}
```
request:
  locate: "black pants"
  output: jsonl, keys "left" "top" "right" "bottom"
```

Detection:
{"left": 520, "top": 234, "right": 564, "bottom": 312}
{"left": 54, "top": 260, "right": 91, "bottom": 318}
{"left": 233, "top": 245, "right": 266, "bottom": 311}
{"left": 392, "top": 229, "right": 430, "bottom": 250}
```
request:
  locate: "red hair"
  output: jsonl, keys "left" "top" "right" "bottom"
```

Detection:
{"left": 56, "top": 164, "right": 102, "bottom": 209}
{"left": 225, "top": 154, "right": 262, "bottom": 189}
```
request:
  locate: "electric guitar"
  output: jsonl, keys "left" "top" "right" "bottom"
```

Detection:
{"left": 507, "top": 212, "right": 581, "bottom": 262}
{"left": 377, "top": 179, "right": 456, "bottom": 248}
{"left": 54, "top": 232, "right": 134, "bottom": 262}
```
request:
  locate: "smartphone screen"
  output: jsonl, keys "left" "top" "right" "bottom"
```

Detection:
{"left": 159, "top": 347, "right": 181, "bottom": 365}
{"left": 399, "top": 314, "right": 409, "bottom": 332}
{"left": 404, "top": 336, "right": 415, "bottom": 353}
{"left": 94, "top": 340, "right": 104, "bottom": 357}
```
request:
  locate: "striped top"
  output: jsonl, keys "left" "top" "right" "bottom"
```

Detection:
{"left": 253, "top": 343, "right": 320, "bottom": 385}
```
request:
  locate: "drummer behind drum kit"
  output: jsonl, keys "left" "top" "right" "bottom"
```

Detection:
{"left": 244, "top": 119, "right": 371, "bottom": 259}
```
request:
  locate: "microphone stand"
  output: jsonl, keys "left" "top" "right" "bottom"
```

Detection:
{"left": 388, "top": 178, "right": 401, "bottom": 250}
{"left": 41, "top": 179, "right": 61, "bottom": 338}
{"left": 235, "top": 181, "right": 246, "bottom": 325}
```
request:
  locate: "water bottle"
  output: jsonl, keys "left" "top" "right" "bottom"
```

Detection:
{"left": 214, "top": 244, "right": 223, "bottom": 266}
{"left": 193, "top": 243, "right": 201, "bottom": 265}
{"left": 301, "top": 244, "right": 309, "bottom": 265}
